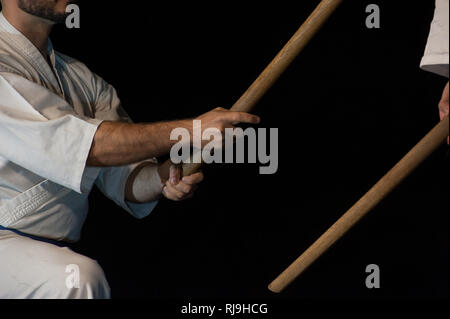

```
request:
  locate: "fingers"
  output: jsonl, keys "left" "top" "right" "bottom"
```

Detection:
{"left": 226, "top": 111, "right": 261, "bottom": 125}
{"left": 438, "top": 82, "right": 449, "bottom": 144}
{"left": 181, "top": 172, "right": 204, "bottom": 185}
{"left": 439, "top": 82, "right": 449, "bottom": 121}
{"left": 169, "top": 164, "right": 181, "bottom": 185}
{"left": 163, "top": 171, "right": 203, "bottom": 201}
{"left": 162, "top": 185, "right": 183, "bottom": 201}
{"left": 163, "top": 180, "right": 198, "bottom": 201}
{"left": 199, "top": 107, "right": 260, "bottom": 131}
{"left": 163, "top": 164, "right": 185, "bottom": 201}
{"left": 438, "top": 99, "right": 449, "bottom": 121}
{"left": 171, "top": 179, "right": 198, "bottom": 194}
{"left": 441, "top": 82, "right": 449, "bottom": 101}
{"left": 211, "top": 107, "right": 260, "bottom": 125}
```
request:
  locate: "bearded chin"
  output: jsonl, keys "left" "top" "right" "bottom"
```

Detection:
{"left": 18, "top": 0, "right": 68, "bottom": 24}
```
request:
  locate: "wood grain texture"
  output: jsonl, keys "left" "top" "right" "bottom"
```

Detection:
{"left": 268, "top": 115, "right": 450, "bottom": 293}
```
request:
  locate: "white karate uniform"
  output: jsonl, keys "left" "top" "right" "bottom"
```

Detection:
{"left": 420, "top": 0, "right": 449, "bottom": 78}
{"left": 0, "top": 12, "right": 160, "bottom": 298}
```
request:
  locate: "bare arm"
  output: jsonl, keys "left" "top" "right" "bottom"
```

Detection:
{"left": 86, "top": 119, "right": 192, "bottom": 167}
{"left": 90, "top": 107, "right": 260, "bottom": 203}
{"left": 87, "top": 107, "right": 260, "bottom": 167}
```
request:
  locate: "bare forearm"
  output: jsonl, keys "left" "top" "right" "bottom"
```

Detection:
{"left": 86, "top": 107, "right": 260, "bottom": 167}
{"left": 108, "top": 107, "right": 260, "bottom": 203}
{"left": 87, "top": 120, "right": 192, "bottom": 167}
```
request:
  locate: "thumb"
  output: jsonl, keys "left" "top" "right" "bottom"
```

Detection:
{"left": 169, "top": 164, "right": 181, "bottom": 185}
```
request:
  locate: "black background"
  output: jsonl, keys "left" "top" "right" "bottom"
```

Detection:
{"left": 46, "top": 0, "right": 448, "bottom": 299}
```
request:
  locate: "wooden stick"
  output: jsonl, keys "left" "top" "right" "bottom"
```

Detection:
{"left": 268, "top": 115, "right": 450, "bottom": 293}
{"left": 182, "top": 0, "right": 343, "bottom": 176}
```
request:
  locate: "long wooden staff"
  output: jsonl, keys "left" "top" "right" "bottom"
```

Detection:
{"left": 182, "top": 0, "right": 343, "bottom": 176}
{"left": 269, "top": 115, "right": 450, "bottom": 293}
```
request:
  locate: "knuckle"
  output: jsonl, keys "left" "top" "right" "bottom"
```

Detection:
{"left": 232, "top": 113, "right": 241, "bottom": 121}
{"left": 167, "top": 192, "right": 178, "bottom": 201}
{"left": 176, "top": 192, "right": 184, "bottom": 200}
{"left": 218, "top": 124, "right": 226, "bottom": 132}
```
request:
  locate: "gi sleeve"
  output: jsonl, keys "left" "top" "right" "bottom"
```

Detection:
{"left": 94, "top": 160, "right": 160, "bottom": 219}
{"left": 0, "top": 72, "right": 102, "bottom": 194}
{"left": 92, "top": 75, "right": 159, "bottom": 219}
{"left": 420, "top": 0, "right": 449, "bottom": 78}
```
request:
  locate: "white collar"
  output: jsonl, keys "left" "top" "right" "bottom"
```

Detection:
{"left": 0, "top": 11, "right": 54, "bottom": 58}
{"left": 0, "top": 11, "right": 21, "bottom": 35}
{"left": 0, "top": 11, "right": 61, "bottom": 93}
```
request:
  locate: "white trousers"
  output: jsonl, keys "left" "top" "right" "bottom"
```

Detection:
{"left": 0, "top": 230, "right": 110, "bottom": 299}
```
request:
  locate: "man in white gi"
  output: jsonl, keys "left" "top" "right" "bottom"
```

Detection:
{"left": 0, "top": 0, "right": 260, "bottom": 298}
{"left": 420, "top": 0, "right": 449, "bottom": 140}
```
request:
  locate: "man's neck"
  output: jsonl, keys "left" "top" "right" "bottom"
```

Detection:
{"left": 2, "top": 7, "right": 53, "bottom": 59}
